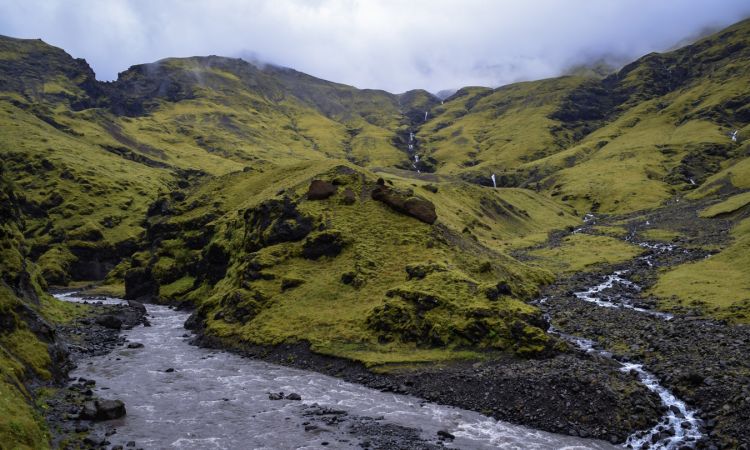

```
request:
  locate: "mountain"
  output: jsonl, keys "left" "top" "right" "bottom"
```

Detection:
{"left": 0, "top": 18, "right": 749, "bottom": 447}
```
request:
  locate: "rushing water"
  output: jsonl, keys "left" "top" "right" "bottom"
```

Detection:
{"left": 557, "top": 235, "right": 704, "bottom": 449}
{"left": 58, "top": 294, "right": 617, "bottom": 450}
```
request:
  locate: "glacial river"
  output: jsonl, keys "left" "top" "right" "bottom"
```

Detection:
{"left": 58, "top": 293, "right": 616, "bottom": 450}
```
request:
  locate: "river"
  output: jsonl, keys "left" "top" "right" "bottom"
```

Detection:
{"left": 58, "top": 293, "right": 616, "bottom": 450}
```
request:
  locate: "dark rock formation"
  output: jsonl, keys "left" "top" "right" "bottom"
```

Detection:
{"left": 302, "top": 231, "right": 347, "bottom": 259}
{"left": 371, "top": 184, "right": 437, "bottom": 224}
{"left": 341, "top": 188, "right": 356, "bottom": 205}
{"left": 306, "top": 180, "right": 337, "bottom": 200}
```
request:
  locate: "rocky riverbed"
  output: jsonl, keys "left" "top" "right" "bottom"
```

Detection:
{"left": 47, "top": 295, "right": 618, "bottom": 449}
{"left": 41, "top": 294, "right": 147, "bottom": 449}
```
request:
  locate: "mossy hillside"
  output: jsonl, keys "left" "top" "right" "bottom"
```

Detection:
{"left": 526, "top": 233, "right": 644, "bottom": 274}
{"left": 0, "top": 168, "right": 88, "bottom": 449}
{"left": 698, "top": 191, "right": 750, "bottom": 218}
{"left": 416, "top": 78, "right": 585, "bottom": 176}
{"left": 0, "top": 98, "right": 177, "bottom": 283}
{"left": 413, "top": 182, "right": 579, "bottom": 250}
{"left": 129, "top": 163, "right": 563, "bottom": 366}
{"left": 398, "top": 20, "right": 750, "bottom": 216}
{"left": 652, "top": 216, "right": 750, "bottom": 323}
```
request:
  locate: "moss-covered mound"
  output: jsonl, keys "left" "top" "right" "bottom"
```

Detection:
{"left": 111, "top": 162, "right": 565, "bottom": 366}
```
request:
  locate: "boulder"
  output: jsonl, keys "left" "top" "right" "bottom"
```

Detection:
{"left": 127, "top": 300, "right": 147, "bottom": 315}
{"left": 341, "top": 188, "right": 356, "bottom": 205}
{"left": 306, "top": 180, "right": 337, "bottom": 200}
{"left": 94, "top": 399, "right": 126, "bottom": 420}
{"left": 403, "top": 198, "right": 437, "bottom": 224}
{"left": 81, "top": 399, "right": 126, "bottom": 421}
{"left": 371, "top": 185, "right": 437, "bottom": 224}
{"left": 95, "top": 315, "right": 122, "bottom": 330}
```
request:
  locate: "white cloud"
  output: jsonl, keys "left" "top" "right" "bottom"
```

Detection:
{"left": 1, "top": 0, "right": 748, "bottom": 93}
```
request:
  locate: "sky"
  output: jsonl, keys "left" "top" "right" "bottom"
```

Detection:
{"left": 1, "top": 0, "right": 749, "bottom": 93}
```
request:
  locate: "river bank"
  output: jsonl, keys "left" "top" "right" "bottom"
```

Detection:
{"left": 49, "top": 294, "right": 619, "bottom": 449}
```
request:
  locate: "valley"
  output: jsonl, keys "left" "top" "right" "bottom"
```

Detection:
{"left": 0, "top": 16, "right": 749, "bottom": 449}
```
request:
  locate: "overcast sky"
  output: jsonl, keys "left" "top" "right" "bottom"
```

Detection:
{"left": 1, "top": 0, "right": 749, "bottom": 93}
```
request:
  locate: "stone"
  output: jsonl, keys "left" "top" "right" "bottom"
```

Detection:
{"left": 94, "top": 399, "right": 126, "bottom": 420}
{"left": 306, "top": 180, "right": 337, "bottom": 200}
{"left": 371, "top": 185, "right": 437, "bottom": 224}
{"left": 302, "top": 231, "right": 347, "bottom": 259}
{"left": 285, "top": 393, "right": 302, "bottom": 400}
{"left": 127, "top": 342, "right": 144, "bottom": 349}
{"left": 341, "top": 188, "right": 356, "bottom": 205}
{"left": 437, "top": 430, "right": 455, "bottom": 440}
{"left": 95, "top": 315, "right": 122, "bottom": 330}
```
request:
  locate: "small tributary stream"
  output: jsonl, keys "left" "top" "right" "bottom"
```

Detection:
{"left": 58, "top": 293, "right": 617, "bottom": 450}
{"left": 541, "top": 234, "right": 704, "bottom": 449}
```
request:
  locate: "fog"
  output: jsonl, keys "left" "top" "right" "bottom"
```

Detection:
{"left": 1, "top": 0, "right": 748, "bottom": 93}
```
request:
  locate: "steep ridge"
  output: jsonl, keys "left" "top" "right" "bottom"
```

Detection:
{"left": 0, "top": 163, "right": 77, "bottom": 447}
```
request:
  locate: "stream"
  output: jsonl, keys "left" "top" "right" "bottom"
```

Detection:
{"left": 58, "top": 293, "right": 617, "bottom": 450}
{"left": 542, "top": 232, "right": 704, "bottom": 449}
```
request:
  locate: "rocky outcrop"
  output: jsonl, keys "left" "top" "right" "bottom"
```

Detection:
{"left": 341, "top": 188, "right": 356, "bottom": 205}
{"left": 306, "top": 180, "right": 337, "bottom": 200}
{"left": 301, "top": 231, "right": 347, "bottom": 259}
{"left": 124, "top": 266, "right": 157, "bottom": 300}
{"left": 242, "top": 197, "right": 313, "bottom": 251}
{"left": 371, "top": 180, "right": 437, "bottom": 224}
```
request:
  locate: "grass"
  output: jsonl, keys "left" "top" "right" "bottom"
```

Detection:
{"left": 651, "top": 217, "right": 750, "bottom": 322}
{"left": 699, "top": 191, "right": 750, "bottom": 218}
{"left": 132, "top": 161, "right": 563, "bottom": 365}
{"left": 527, "top": 233, "right": 643, "bottom": 274}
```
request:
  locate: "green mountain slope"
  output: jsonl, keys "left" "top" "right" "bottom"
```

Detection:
{"left": 0, "top": 18, "right": 749, "bottom": 370}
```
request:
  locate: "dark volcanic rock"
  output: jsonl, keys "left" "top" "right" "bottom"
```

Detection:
{"left": 341, "top": 188, "right": 356, "bottom": 205}
{"left": 371, "top": 184, "right": 437, "bottom": 224}
{"left": 95, "top": 315, "right": 122, "bottom": 330}
{"left": 124, "top": 267, "right": 157, "bottom": 300}
{"left": 242, "top": 197, "right": 314, "bottom": 251}
{"left": 81, "top": 399, "right": 126, "bottom": 421}
{"left": 302, "top": 231, "right": 347, "bottom": 259}
{"left": 94, "top": 399, "right": 126, "bottom": 420}
{"left": 306, "top": 180, "right": 337, "bottom": 200}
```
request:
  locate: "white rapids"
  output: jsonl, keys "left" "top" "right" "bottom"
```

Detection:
{"left": 559, "top": 237, "right": 705, "bottom": 449}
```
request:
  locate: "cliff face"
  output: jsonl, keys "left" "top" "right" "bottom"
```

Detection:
{"left": 0, "top": 163, "right": 71, "bottom": 448}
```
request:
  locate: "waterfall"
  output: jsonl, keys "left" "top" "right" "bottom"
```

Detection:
{"left": 491, "top": 173, "right": 497, "bottom": 188}
{"left": 424, "top": 111, "right": 428, "bottom": 122}
{"left": 731, "top": 130, "right": 738, "bottom": 142}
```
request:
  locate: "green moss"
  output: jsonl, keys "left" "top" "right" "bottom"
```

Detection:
{"left": 159, "top": 276, "right": 196, "bottom": 299}
{"left": 699, "top": 191, "right": 750, "bottom": 218}
{"left": 0, "top": 379, "right": 49, "bottom": 450}
{"left": 527, "top": 233, "right": 643, "bottom": 274}
{"left": 651, "top": 217, "right": 750, "bottom": 322}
